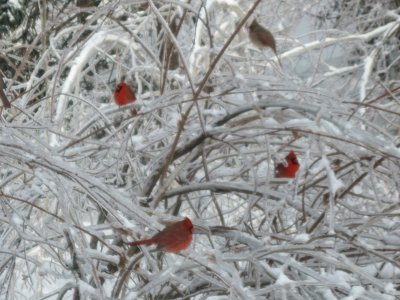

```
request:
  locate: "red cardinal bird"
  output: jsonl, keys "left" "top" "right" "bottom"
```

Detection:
{"left": 114, "top": 82, "right": 137, "bottom": 115}
{"left": 130, "top": 217, "right": 193, "bottom": 253}
{"left": 275, "top": 151, "right": 300, "bottom": 178}
{"left": 248, "top": 19, "right": 282, "bottom": 66}
{"left": 249, "top": 19, "right": 277, "bottom": 54}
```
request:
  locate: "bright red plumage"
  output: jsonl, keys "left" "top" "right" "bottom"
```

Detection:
{"left": 130, "top": 217, "right": 194, "bottom": 253}
{"left": 114, "top": 82, "right": 137, "bottom": 115}
{"left": 275, "top": 151, "right": 300, "bottom": 178}
{"left": 114, "top": 82, "right": 136, "bottom": 106}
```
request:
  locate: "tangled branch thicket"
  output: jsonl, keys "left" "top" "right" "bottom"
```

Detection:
{"left": 1, "top": 1, "right": 400, "bottom": 299}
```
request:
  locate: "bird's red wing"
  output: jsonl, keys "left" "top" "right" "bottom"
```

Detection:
{"left": 261, "top": 36, "right": 276, "bottom": 52}
{"left": 156, "top": 232, "right": 192, "bottom": 253}
{"left": 275, "top": 163, "right": 287, "bottom": 178}
{"left": 155, "top": 223, "right": 193, "bottom": 252}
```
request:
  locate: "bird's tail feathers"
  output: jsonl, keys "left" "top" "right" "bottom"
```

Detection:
{"left": 130, "top": 239, "right": 156, "bottom": 247}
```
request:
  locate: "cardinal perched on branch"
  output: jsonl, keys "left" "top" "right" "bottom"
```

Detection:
{"left": 249, "top": 19, "right": 281, "bottom": 66}
{"left": 249, "top": 19, "right": 276, "bottom": 53}
{"left": 275, "top": 151, "right": 300, "bottom": 178}
{"left": 130, "top": 217, "right": 193, "bottom": 253}
{"left": 114, "top": 82, "right": 137, "bottom": 116}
